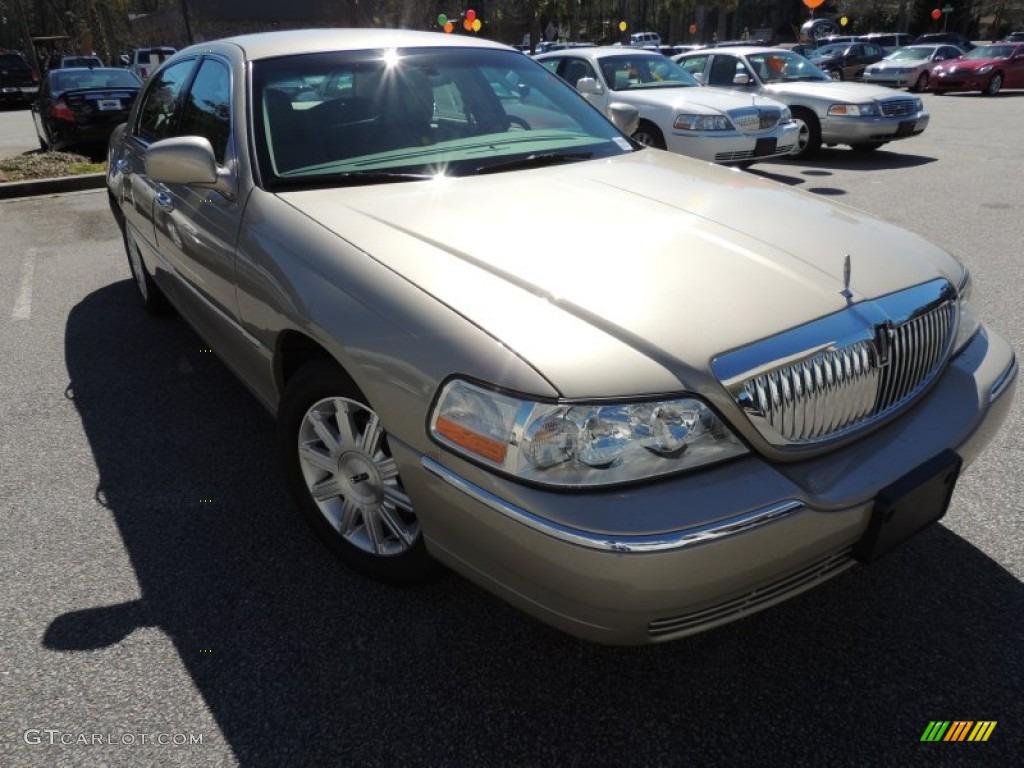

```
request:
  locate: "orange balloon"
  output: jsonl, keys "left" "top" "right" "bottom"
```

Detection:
{"left": 444, "top": 21, "right": 453, "bottom": 33}
{"left": 463, "top": 19, "right": 472, "bottom": 31}
{"left": 802, "top": 0, "right": 826, "bottom": 8}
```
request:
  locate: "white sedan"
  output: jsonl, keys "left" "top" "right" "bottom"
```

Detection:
{"left": 536, "top": 48, "right": 799, "bottom": 167}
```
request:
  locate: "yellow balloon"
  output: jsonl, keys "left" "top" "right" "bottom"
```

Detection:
{"left": 619, "top": 21, "right": 627, "bottom": 32}
{"left": 472, "top": 19, "right": 482, "bottom": 32}
{"left": 841, "top": 16, "right": 848, "bottom": 26}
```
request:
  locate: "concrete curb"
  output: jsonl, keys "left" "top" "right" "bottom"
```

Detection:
{"left": 0, "top": 172, "right": 106, "bottom": 200}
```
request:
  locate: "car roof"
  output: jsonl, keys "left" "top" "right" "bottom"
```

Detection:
{"left": 538, "top": 46, "right": 669, "bottom": 60}
{"left": 677, "top": 45, "right": 779, "bottom": 56}
{"left": 188, "top": 28, "right": 509, "bottom": 61}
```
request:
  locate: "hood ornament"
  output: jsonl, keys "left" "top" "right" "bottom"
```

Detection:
{"left": 840, "top": 253, "right": 853, "bottom": 303}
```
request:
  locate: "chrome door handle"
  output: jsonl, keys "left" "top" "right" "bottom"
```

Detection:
{"left": 155, "top": 190, "right": 174, "bottom": 211}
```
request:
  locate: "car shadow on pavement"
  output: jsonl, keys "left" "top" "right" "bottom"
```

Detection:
{"left": 50, "top": 279, "right": 1024, "bottom": 765}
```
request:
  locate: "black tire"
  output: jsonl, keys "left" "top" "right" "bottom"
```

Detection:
{"left": 913, "top": 72, "right": 928, "bottom": 92}
{"left": 789, "top": 107, "right": 822, "bottom": 159}
{"left": 850, "top": 142, "right": 886, "bottom": 153}
{"left": 984, "top": 72, "right": 1003, "bottom": 96}
{"left": 829, "top": 68, "right": 843, "bottom": 81}
{"left": 631, "top": 120, "right": 666, "bottom": 149}
{"left": 279, "top": 359, "right": 435, "bottom": 586}
{"left": 122, "top": 225, "right": 171, "bottom": 315}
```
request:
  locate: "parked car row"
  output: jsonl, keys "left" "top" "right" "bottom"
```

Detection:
{"left": 104, "top": 28, "right": 1017, "bottom": 645}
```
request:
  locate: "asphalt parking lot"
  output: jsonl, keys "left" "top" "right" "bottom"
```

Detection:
{"left": 1, "top": 90, "right": 1022, "bottom": 767}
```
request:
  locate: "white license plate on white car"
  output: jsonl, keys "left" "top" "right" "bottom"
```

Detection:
{"left": 97, "top": 99, "right": 121, "bottom": 111}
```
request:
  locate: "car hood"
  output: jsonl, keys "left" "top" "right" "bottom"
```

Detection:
{"left": 936, "top": 57, "right": 1003, "bottom": 71}
{"left": 277, "top": 150, "right": 962, "bottom": 396}
{"left": 614, "top": 85, "right": 785, "bottom": 114}
{"left": 868, "top": 59, "right": 928, "bottom": 69}
{"left": 763, "top": 80, "right": 910, "bottom": 102}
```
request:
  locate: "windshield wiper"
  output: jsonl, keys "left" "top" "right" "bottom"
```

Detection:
{"left": 474, "top": 152, "right": 593, "bottom": 175}
{"left": 275, "top": 170, "right": 434, "bottom": 189}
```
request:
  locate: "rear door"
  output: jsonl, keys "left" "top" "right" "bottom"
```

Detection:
{"left": 1008, "top": 45, "right": 1024, "bottom": 87}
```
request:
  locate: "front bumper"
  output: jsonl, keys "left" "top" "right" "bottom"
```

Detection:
{"left": 821, "top": 109, "right": 930, "bottom": 145}
{"left": 666, "top": 120, "right": 801, "bottom": 165}
{"left": 932, "top": 71, "right": 989, "bottom": 91}
{"left": 402, "top": 327, "right": 1016, "bottom": 645}
{"left": 862, "top": 72, "right": 914, "bottom": 88}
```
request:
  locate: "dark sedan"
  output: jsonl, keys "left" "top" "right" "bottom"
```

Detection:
{"left": 32, "top": 67, "right": 141, "bottom": 152}
{"left": 809, "top": 41, "right": 886, "bottom": 81}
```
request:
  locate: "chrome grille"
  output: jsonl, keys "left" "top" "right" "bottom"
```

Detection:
{"left": 712, "top": 280, "right": 959, "bottom": 448}
{"left": 730, "top": 107, "right": 780, "bottom": 133}
{"left": 879, "top": 99, "right": 919, "bottom": 118}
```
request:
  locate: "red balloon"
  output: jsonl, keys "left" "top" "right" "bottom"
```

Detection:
{"left": 466, "top": 9, "right": 477, "bottom": 22}
{"left": 931, "top": 8, "right": 941, "bottom": 18}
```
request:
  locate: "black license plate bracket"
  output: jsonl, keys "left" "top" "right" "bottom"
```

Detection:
{"left": 853, "top": 450, "right": 962, "bottom": 563}
{"left": 895, "top": 120, "right": 916, "bottom": 137}
{"left": 754, "top": 137, "right": 777, "bottom": 156}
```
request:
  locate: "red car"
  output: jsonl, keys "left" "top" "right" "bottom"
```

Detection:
{"left": 930, "top": 42, "right": 1024, "bottom": 95}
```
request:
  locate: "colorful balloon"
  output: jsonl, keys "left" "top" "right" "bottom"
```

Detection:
{"left": 444, "top": 21, "right": 453, "bottom": 33}
{"left": 840, "top": 16, "right": 848, "bottom": 26}
{"left": 689, "top": 23, "right": 697, "bottom": 34}
{"left": 472, "top": 19, "right": 482, "bottom": 32}
{"left": 463, "top": 19, "right": 472, "bottom": 31}
{"left": 931, "top": 8, "right": 942, "bottom": 19}
{"left": 802, "top": 0, "right": 825, "bottom": 8}
{"left": 618, "top": 21, "right": 627, "bottom": 32}
{"left": 466, "top": 9, "right": 476, "bottom": 22}
{"left": 437, "top": 14, "right": 447, "bottom": 26}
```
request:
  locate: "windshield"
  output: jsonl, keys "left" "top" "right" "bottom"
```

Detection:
{"left": 886, "top": 46, "right": 936, "bottom": 61}
{"left": 965, "top": 45, "right": 1016, "bottom": 59}
{"left": 745, "top": 51, "right": 830, "bottom": 83}
{"left": 811, "top": 44, "right": 849, "bottom": 57}
{"left": 52, "top": 69, "right": 141, "bottom": 92}
{"left": 598, "top": 54, "right": 699, "bottom": 91}
{"left": 252, "top": 47, "right": 631, "bottom": 188}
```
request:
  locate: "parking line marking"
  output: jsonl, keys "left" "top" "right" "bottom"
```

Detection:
{"left": 12, "top": 249, "right": 36, "bottom": 320}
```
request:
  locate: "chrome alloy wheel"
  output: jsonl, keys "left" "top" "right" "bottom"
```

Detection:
{"left": 296, "top": 397, "right": 419, "bottom": 556}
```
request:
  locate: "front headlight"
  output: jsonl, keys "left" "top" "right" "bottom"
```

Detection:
{"left": 430, "top": 379, "right": 748, "bottom": 488}
{"left": 827, "top": 103, "right": 879, "bottom": 117}
{"left": 780, "top": 106, "right": 792, "bottom": 122}
{"left": 674, "top": 113, "right": 732, "bottom": 131}
{"left": 912, "top": 97, "right": 923, "bottom": 111}
{"left": 977, "top": 64, "right": 993, "bottom": 74}
{"left": 953, "top": 270, "right": 982, "bottom": 354}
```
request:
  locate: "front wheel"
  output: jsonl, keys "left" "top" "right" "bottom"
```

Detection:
{"left": 789, "top": 107, "right": 822, "bottom": 159}
{"left": 279, "top": 360, "right": 434, "bottom": 586}
{"left": 829, "top": 68, "right": 843, "bottom": 81}
{"left": 631, "top": 120, "right": 666, "bottom": 149}
{"left": 984, "top": 73, "right": 1003, "bottom": 96}
{"left": 912, "top": 72, "right": 929, "bottom": 92}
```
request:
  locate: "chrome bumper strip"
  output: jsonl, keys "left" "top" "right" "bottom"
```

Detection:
{"left": 422, "top": 457, "right": 804, "bottom": 553}
{"left": 990, "top": 354, "right": 1018, "bottom": 402}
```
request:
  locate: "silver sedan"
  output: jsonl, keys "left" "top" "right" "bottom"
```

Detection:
{"left": 862, "top": 44, "right": 966, "bottom": 92}
{"left": 106, "top": 29, "right": 1016, "bottom": 645}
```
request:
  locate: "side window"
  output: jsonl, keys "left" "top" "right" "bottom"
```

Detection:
{"left": 135, "top": 59, "right": 195, "bottom": 143}
{"left": 678, "top": 55, "right": 709, "bottom": 77}
{"left": 537, "top": 58, "right": 561, "bottom": 75}
{"left": 178, "top": 58, "right": 232, "bottom": 164}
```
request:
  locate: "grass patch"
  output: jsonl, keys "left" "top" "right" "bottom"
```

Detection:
{"left": 0, "top": 152, "right": 106, "bottom": 183}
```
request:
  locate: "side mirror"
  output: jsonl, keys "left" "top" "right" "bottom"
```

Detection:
{"left": 576, "top": 76, "right": 603, "bottom": 95}
{"left": 607, "top": 102, "right": 640, "bottom": 135}
{"left": 733, "top": 73, "right": 751, "bottom": 85}
{"left": 692, "top": 72, "right": 706, "bottom": 84}
{"left": 146, "top": 136, "right": 236, "bottom": 198}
